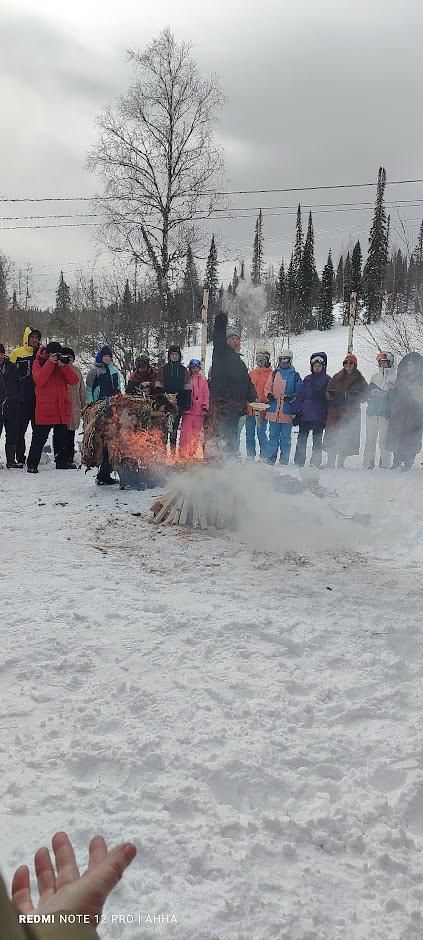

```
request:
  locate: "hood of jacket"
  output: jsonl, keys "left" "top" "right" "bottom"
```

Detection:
{"left": 310, "top": 351, "right": 327, "bottom": 371}
{"left": 167, "top": 345, "right": 182, "bottom": 361}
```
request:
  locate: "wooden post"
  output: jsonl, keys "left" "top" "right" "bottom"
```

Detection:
{"left": 347, "top": 291, "right": 358, "bottom": 353}
{"left": 200, "top": 288, "right": 209, "bottom": 374}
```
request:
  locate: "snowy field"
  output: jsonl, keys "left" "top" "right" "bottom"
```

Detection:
{"left": 2, "top": 322, "right": 423, "bottom": 939}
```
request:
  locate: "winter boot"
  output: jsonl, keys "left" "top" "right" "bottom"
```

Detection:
{"left": 6, "top": 445, "right": 22, "bottom": 469}
{"left": 96, "top": 474, "right": 118, "bottom": 486}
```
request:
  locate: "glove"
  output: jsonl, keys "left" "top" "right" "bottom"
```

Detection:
{"left": 201, "top": 404, "right": 208, "bottom": 413}
{"left": 267, "top": 393, "right": 276, "bottom": 403}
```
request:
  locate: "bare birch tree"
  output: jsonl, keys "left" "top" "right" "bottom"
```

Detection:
{"left": 88, "top": 29, "right": 225, "bottom": 333}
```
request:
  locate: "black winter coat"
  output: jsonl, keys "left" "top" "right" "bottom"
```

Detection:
{"left": 0, "top": 358, "right": 19, "bottom": 420}
{"left": 210, "top": 314, "right": 257, "bottom": 415}
{"left": 156, "top": 362, "right": 192, "bottom": 411}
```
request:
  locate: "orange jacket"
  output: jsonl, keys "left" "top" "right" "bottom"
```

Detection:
{"left": 247, "top": 366, "right": 272, "bottom": 417}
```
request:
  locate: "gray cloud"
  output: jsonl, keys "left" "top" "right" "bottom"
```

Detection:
{"left": 1, "top": 1, "right": 423, "bottom": 304}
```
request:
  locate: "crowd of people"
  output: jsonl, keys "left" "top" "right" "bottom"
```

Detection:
{"left": 1, "top": 316, "right": 423, "bottom": 480}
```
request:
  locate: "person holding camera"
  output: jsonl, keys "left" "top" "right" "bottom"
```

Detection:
{"left": 26, "top": 342, "right": 79, "bottom": 474}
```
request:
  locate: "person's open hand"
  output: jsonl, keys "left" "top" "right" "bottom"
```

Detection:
{"left": 11, "top": 831, "right": 136, "bottom": 924}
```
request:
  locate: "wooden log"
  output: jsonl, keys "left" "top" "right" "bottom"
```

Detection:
{"left": 192, "top": 495, "right": 200, "bottom": 529}
{"left": 153, "top": 491, "right": 178, "bottom": 524}
{"left": 170, "top": 496, "right": 185, "bottom": 525}
{"left": 179, "top": 495, "right": 190, "bottom": 526}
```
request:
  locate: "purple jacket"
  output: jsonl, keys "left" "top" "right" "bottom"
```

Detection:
{"left": 293, "top": 371, "right": 331, "bottom": 428}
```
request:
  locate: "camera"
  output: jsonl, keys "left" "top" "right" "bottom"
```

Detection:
{"left": 57, "top": 354, "right": 70, "bottom": 364}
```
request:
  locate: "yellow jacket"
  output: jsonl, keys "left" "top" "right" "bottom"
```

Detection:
{"left": 0, "top": 875, "right": 99, "bottom": 940}
{"left": 9, "top": 327, "right": 37, "bottom": 366}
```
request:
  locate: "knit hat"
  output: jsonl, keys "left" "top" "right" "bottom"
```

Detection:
{"left": 343, "top": 353, "right": 357, "bottom": 367}
{"left": 226, "top": 325, "right": 241, "bottom": 340}
{"left": 96, "top": 345, "right": 113, "bottom": 364}
{"left": 135, "top": 352, "right": 150, "bottom": 368}
{"left": 62, "top": 346, "right": 75, "bottom": 360}
{"left": 45, "top": 341, "right": 62, "bottom": 355}
{"left": 310, "top": 351, "right": 327, "bottom": 369}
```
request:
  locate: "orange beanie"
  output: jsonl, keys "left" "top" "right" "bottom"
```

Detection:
{"left": 343, "top": 353, "right": 357, "bottom": 367}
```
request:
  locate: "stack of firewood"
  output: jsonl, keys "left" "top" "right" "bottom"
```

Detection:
{"left": 150, "top": 475, "right": 240, "bottom": 530}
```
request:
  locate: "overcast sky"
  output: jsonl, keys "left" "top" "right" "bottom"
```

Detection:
{"left": 1, "top": 0, "right": 423, "bottom": 307}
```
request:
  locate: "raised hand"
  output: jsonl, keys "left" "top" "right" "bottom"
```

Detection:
{"left": 11, "top": 831, "right": 136, "bottom": 924}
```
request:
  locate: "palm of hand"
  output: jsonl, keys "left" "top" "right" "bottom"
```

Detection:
{"left": 12, "top": 832, "right": 136, "bottom": 924}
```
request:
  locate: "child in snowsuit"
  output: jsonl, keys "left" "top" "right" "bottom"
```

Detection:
{"left": 245, "top": 350, "right": 272, "bottom": 458}
{"left": 293, "top": 352, "right": 331, "bottom": 468}
{"left": 179, "top": 359, "right": 210, "bottom": 457}
{"left": 363, "top": 351, "right": 396, "bottom": 469}
{"left": 264, "top": 350, "right": 302, "bottom": 464}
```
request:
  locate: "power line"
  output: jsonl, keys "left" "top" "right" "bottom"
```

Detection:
{"left": 3, "top": 203, "right": 423, "bottom": 232}
{"left": 1, "top": 176, "right": 423, "bottom": 203}
{"left": 3, "top": 197, "right": 423, "bottom": 223}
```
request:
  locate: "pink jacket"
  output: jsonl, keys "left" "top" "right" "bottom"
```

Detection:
{"left": 188, "top": 372, "right": 210, "bottom": 417}
{"left": 264, "top": 370, "right": 294, "bottom": 424}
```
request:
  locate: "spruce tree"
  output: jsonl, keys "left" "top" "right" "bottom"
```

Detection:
{"left": 239, "top": 260, "right": 245, "bottom": 281}
{"left": 319, "top": 250, "right": 334, "bottom": 331}
{"left": 54, "top": 271, "right": 72, "bottom": 343}
{"left": 122, "top": 279, "right": 132, "bottom": 315}
{"left": 298, "top": 211, "right": 317, "bottom": 330}
{"left": 204, "top": 235, "right": 219, "bottom": 338}
{"left": 183, "top": 244, "right": 201, "bottom": 322}
{"left": 275, "top": 260, "right": 286, "bottom": 333}
{"left": 293, "top": 204, "right": 303, "bottom": 285}
{"left": 342, "top": 251, "right": 352, "bottom": 325}
{"left": 0, "top": 253, "right": 9, "bottom": 338}
{"left": 251, "top": 209, "right": 264, "bottom": 285}
{"left": 351, "top": 240, "right": 363, "bottom": 299}
{"left": 232, "top": 266, "right": 239, "bottom": 296}
{"left": 286, "top": 253, "right": 296, "bottom": 336}
{"left": 334, "top": 255, "right": 344, "bottom": 303}
{"left": 363, "top": 166, "right": 389, "bottom": 322}
{"left": 413, "top": 220, "right": 423, "bottom": 312}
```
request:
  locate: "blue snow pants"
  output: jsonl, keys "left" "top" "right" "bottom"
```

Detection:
{"left": 266, "top": 422, "right": 292, "bottom": 464}
{"left": 245, "top": 414, "right": 269, "bottom": 458}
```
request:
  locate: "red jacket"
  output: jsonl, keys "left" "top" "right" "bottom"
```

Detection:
{"left": 32, "top": 351, "right": 79, "bottom": 425}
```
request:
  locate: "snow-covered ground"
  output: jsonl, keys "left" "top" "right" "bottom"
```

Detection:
{"left": 2, "top": 322, "right": 423, "bottom": 940}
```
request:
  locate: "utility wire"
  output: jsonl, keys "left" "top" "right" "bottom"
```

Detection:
{"left": 1, "top": 176, "right": 423, "bottom": 203}
{"left": 3, "top": 197, "right": 423, "bottom": 223}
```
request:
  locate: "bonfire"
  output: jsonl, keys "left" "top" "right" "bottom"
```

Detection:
{"left": 81, "top": 391, "right": 179, "bottom": 489}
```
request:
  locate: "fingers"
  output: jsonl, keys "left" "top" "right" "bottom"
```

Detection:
{"left": 35, "top": 847, "right": 56, "bottom": 902}
{"left": 91, "top": 843, "right": 137, "bottom": 899}
{"left": 88, "top": 836, "right": 108, "bottom": 870}
{"left": 11, "top": 865, "right": 34, "bottom": 913}
{"left": 51, "top": 832, "right": 80, "bottom": 888}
